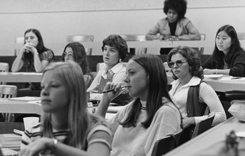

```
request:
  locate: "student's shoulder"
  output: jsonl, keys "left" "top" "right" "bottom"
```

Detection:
{"left": 158, "top": 98, "right": 180, "bottom": 115}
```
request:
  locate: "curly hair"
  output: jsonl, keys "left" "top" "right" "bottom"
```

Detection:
{"left": 167, "top": 46, "right": 203, "bottom": 80}
{"left": 101, "top": 34, "right": 128, "bottom": 61}
{"left": 163, "top": 0, "right": 187, "bottom": 20}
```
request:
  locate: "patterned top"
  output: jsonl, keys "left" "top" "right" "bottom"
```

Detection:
{"left": 21, "top": 115, "right": 112, "bottom": 154}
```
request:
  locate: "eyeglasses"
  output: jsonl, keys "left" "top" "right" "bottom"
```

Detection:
{"left": 168, "top": 60, "right": 186, "bottom": 68}
{"left": 62, "top": 51, "right": 74, "bottom": 59}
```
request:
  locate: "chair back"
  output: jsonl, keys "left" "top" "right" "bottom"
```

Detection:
{"left": 151, "top": 130, "right": 182, "bottom": 156}
{"left": 197, "top": 33, "right": 206, "bottom": 55}
{"left": 66, "top": 35, "right": 94, "bottom": 55}
{"left": 238, "top": 32, "right": 245, "bottom": 40}
{"left": 191, "top": 114, "right": 215, "bottom": 138}
{"left": 14, "top": 36, "right": 25, "bottom": 56}
{"left": 0, "top": 85, "right": 17, "bottom": 122}
{"left": 0, "top": 85, "right": 17, "bottom": 98}
{"left": 120, "top": 34, "right": 147, "bottom": 55}
{"left": 0, "top": 63, "right": 9, "bottom": 85}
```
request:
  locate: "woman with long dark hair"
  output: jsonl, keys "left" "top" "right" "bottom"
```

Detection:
{"left": 96, "top": 54, "right": 182, "bottom": 156}
{"left": 202, "top": 25, "right": 245, "bottom": 77}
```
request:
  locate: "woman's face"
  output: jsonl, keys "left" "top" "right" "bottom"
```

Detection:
{"left": 216, "top": 30, "right": 232, "bottom": 54}
{"left": 125, "top": 60, "right": 149, "bottom": 101}
{"left": 41, "top": 70, "right": 69, "bottom": 113}
{"left": 63, "top": 47, "right": 74, "bottom": 62}
{"left": 167, "top": 9, "right": 178, "bottom": 23}
{"left": 103, "top": 45, "right": 120, "bottom": 68}
{"left": 24, "top": 32, "right": 39, "bottom": 47}
{"left": 170, "top": 53, "right": 191, "bottom": 79}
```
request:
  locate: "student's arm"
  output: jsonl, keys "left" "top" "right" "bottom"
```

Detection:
{"left": 19, "top": 137, "right": 110, "bottom": 156}
{"left": 95, "top": 82, "right": 123, "bottom": 117}
{"left": 178, "top": 21, "right": 201, "bottom": 40}
{"left": 11, "top": 48, "right": 25, "bottom": 72}
{"left": 146, "top": 21, "right": 164, "bottom": 40}
{"left": 195, "top": 83, "right": 226, "bottom": 126}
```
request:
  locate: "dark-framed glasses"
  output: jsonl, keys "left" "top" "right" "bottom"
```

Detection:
{"left": 62, "top": 51, "right": 74, "bottom": 59}
{"left": 168, "top": 60, "right": 186, "bottom": 68}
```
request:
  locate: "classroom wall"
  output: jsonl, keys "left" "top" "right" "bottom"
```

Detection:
{"left": 0, "top": 0, "right": 244, "bottom": 56}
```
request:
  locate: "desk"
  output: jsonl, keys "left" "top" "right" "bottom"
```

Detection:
{"left": 165, "top": 117, "right": 245, "bottom": 156}
{"left": 167, "top": 74, "right": 245, "bottom": 92}
{"left": 0, "top": 72, "right": 42, "bottom": 83}
{"left": 0, "top": 99, "right": 42, "bottom": 115}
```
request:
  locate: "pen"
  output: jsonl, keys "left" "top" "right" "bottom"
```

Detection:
{"left": 102, "top": 86, "right": 129, "bottom": 93}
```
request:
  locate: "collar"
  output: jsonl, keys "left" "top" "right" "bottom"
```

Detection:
{"left": 171, "top": 76, "right": 201, "bottom": 87}
{"left": 101, "top": 62, "right": 124, "bottom": 76}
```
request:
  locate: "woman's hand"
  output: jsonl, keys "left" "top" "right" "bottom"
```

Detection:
{"left": 203, "top": 69, "right": 216, "bottom": 75}
{"left": 19, "top": 138, "right": 54, "bottom": 156}
{"left": 183, "top": 117, "right": 195, "bottom": 128}
{"left": 21, "top": 43, "right": 38, "bottom": 55}
{"left": 102, "top": 82, "right": 125, "bottom": 101}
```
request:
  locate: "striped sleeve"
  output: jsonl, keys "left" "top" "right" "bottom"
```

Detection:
{"left": 87, "top": 124, "right": 112, "bottom": 149}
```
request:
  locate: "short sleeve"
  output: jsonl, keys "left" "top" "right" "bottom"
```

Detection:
{"left": 87, "top": 123, "right": 112, "bottom": 149}
{"left": 40, "top": 50, "right": 54, "bottom": 62}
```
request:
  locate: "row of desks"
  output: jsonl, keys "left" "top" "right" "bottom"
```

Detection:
{"left": 11, "top": 40, "right": 245, "bottom": 55}
{"left": 1, "top": 72, "right": 245, "bottom": 92}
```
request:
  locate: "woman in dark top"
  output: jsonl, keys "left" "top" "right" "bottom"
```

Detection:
{"left": 202, "top": 25, "right": 245, "bottom": 77}
{"left": 12, "top": 28, "right": 55, "bottom": 90}
{"left": 146, "top": 0, "right": 201, "bottom": 55}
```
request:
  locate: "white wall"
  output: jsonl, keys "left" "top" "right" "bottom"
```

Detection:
{"left": 0, "top": 0, "right": 244, "bottom": 56}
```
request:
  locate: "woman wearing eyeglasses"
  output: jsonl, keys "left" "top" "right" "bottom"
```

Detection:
{"left": 167, "top": 46, "right": 226, "bottom": 142}
{"left": 62, "top": 42, "right": 93, "bottom": 89}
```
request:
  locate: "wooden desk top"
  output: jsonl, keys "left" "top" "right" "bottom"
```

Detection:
{"left": 168, "top": 74, "right": 245, "bottom": 92}
{"left": 0, "top": 98, "right": 42, "bottom": 115}
{"left": 165, "top": 117, "right": 245, "bottom": 156}
{"left": 0, "top": 72, "right": 42, "bottom": 83}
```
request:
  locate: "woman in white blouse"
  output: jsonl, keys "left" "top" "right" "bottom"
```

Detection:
{"left": 168, "top": 46, "right": 226, "bottom": 141}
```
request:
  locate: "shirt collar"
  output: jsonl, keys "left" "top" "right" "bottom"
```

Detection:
{"left": 172, "top": 76, "right": 201, "bottom": 87}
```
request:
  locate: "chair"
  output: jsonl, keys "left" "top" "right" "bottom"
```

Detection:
{"left": 238, "top": 32, "right": 245, "bottom": 40}
{"left": 14, "top": 36, "right": 25, "bottom": 56}
{"left": 120, "top": 34, "right": 147, "bottom": 55}
{"left": 66, "top": 35, "right": 94, "bottom": 55}
{"left": 0, "top": 85, "right": 18, "bottom": 122}
{"left": 151, "top": 130, "right": 182, "bottom": 156}
{"left": 0, "top": 63, "right": 9, "bottom": 85}
{"left": 196, "top": 33, "right": 206, "bottom": 55}
{"left": 191, "top": 114, "right": 215, "bottom": 138}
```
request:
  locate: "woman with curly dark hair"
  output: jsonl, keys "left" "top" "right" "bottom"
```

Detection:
{"left": 202, "top": 25, "right": 245, "bottom": 77}
{"left": 168, "top": 46, "right": 226, "bottom": 141}
{"left": 146, "top": 0, "right": 201, "bottom": 55}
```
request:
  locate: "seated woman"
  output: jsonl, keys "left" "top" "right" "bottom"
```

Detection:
{"left": 96, "top": 54, "right": 182, "bottom": 156}
{"left": 146, "top": 0, "right": 201, "bottom": 55}
{"left": 202, "top": 25, "right": 245, "bottom": 77}
{"left": 62, "top": 42, "right": 93, "bottom": 89}
{"left": 87, "top": 34, "right": 132, "bottom": 105}
{"left": 168, "top": 46, "right": 226, "bottom": 142}
{"left": 12, "top": 28, "right": 55, "bottom": 91}
{"left": 20, "top": 62, "right": 112, "bottom": 156}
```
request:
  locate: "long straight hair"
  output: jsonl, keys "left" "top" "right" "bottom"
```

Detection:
{"left": 41, "top": 61, "right": 92, "bottom": 149}
{"left": 120, "top": 54, "right": 173, "bottom": 128}
{"left": 212, "top": 25, "right": 242, "bottom": 68}
{"left": 23, "top": 29, "right": 53, "bottom": 63}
